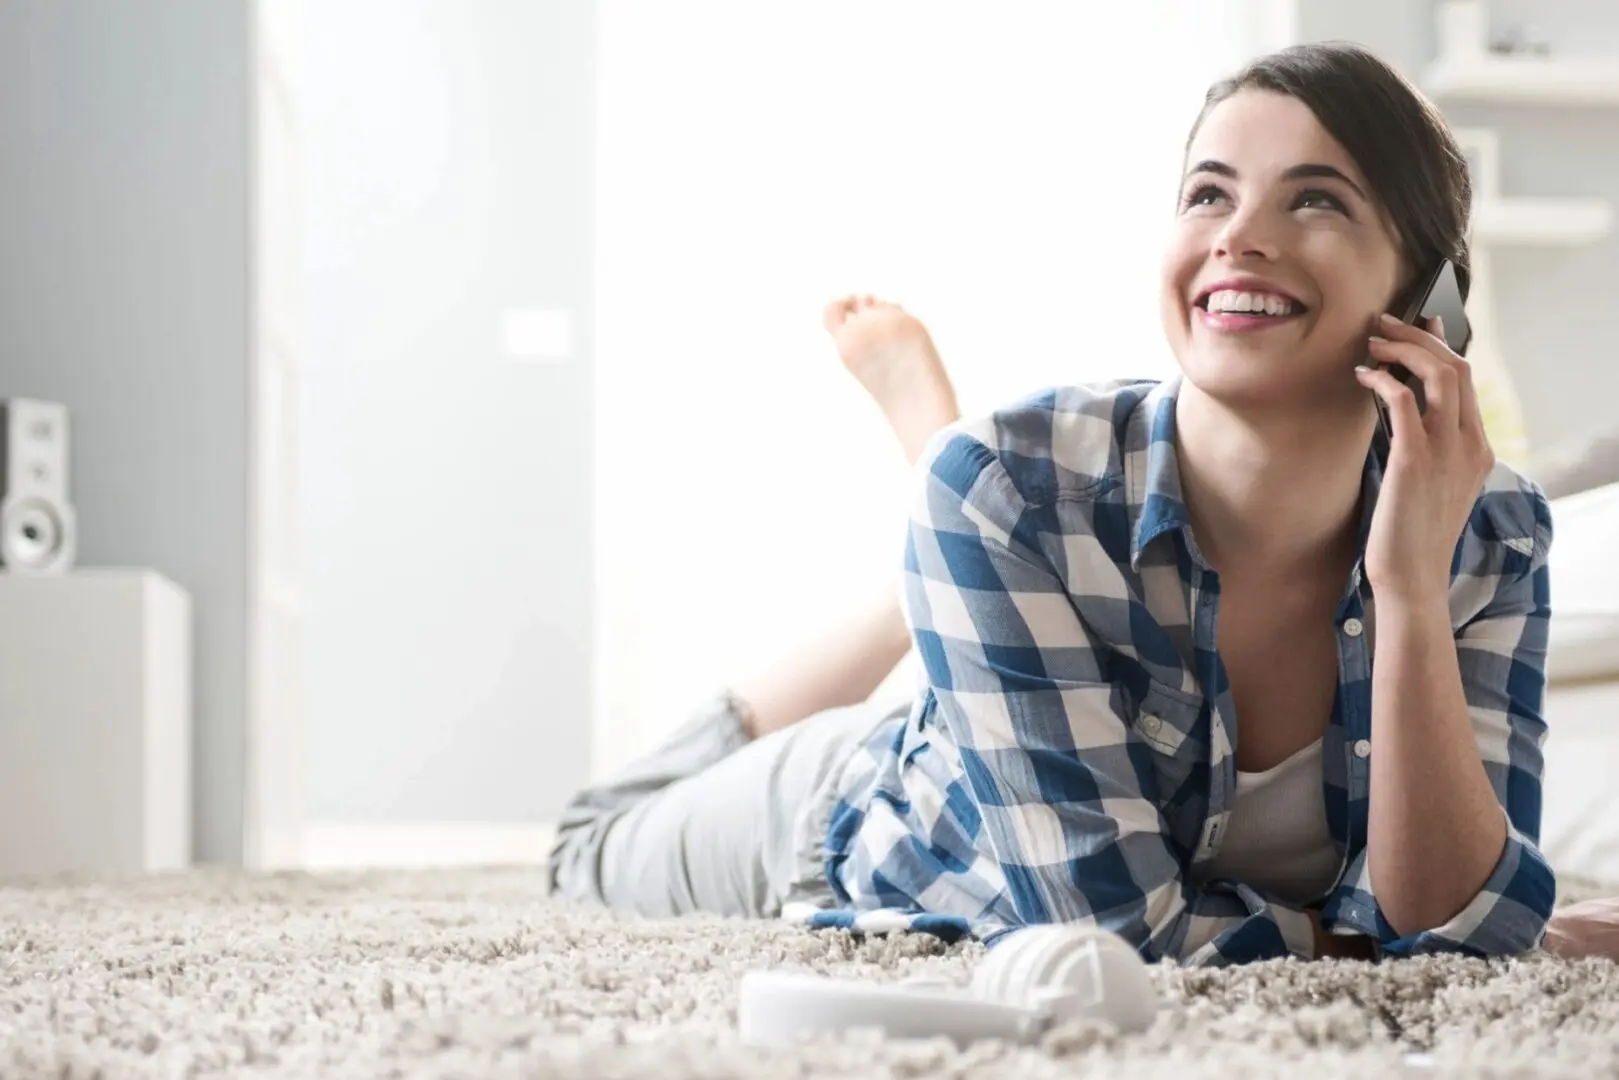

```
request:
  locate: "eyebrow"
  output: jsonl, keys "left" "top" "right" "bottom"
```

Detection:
{"left": 1185, "top": 159, "right": 1368, "bottom": 201}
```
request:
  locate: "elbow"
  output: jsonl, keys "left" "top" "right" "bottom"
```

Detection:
{"left": 1374, "top": 816, "right": 1513, "bottom": 940}
{"left": 1379, "top": 835, "right": 1556, "bottom": 958}
{"left": 1378, "top": 891, "right": 1478, "bottom": 943}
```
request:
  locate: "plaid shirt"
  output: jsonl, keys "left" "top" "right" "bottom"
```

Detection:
{"left": 791, "top": 377, "right": 1556, "bottom": 965}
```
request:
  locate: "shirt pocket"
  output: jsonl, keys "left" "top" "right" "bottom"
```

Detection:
{"left": 1131, "top": 679, "right": 1211, "bottom": 842}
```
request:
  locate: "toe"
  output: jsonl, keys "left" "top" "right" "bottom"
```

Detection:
{"left": 822, "top": 296, "right": 858, "bottom": 332}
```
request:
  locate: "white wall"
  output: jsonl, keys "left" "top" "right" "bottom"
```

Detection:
{"left": 300, "top": 0, "right": 594, "bottom": 826}
{"left": 593, "top": 1, "right": 1269, "bottom": 764}
{"left": 0, "top": 1, "right": 254, "bottom": 864}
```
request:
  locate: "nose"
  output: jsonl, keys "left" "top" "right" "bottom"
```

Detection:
{"left": 1213, "top": 205, "right": 1281, "bottom": 263}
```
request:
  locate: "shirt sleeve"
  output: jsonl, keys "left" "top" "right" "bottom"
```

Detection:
{"left": 1372, "top": 484, "right": 1557, "bottom": 959}
{"left": 904, "top": 425, "right": 1320, "bottom": 965}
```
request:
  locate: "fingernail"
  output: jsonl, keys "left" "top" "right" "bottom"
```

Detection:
{"left": 1367, "top": 335, "right": 1387, "bottom": 345}
{"left": 1355, "top": 364, "right": 1372, "bottom": 373}
{"left": 1379, "top": 312, "right": 1399, "bottom": 325}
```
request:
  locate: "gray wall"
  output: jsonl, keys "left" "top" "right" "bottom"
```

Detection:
{"left": 300, "top": 0, "right": 594, "bottom": 822}
{"left": 1298, "top": 0, "right": 1619, "bottom": 450}
{"left": 0, "top": 1, "right": 251, "bottom": 864}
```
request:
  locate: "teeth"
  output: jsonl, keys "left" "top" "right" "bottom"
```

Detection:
{"left": 1205, "top": 289, "right": 1297, "bottom": 315}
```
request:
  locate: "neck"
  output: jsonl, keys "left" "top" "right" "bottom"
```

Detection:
{"left": 1172, "top": 380, "right": 1374, "bottom": 579}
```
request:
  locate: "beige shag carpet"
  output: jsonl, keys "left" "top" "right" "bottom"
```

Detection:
{"left": 1, "top": 867, "right": 1617, "bottom": 1079}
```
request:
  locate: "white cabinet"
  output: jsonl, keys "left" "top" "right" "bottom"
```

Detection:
{"left": 0, "top": 571, "right": 191, "bottom": 878}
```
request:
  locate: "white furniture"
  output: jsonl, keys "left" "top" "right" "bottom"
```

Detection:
{"left": 1471, "top": 198, "right": 1614, "bottom": 247}
{"left": 1542, "top": 480, "right": 1619, "bottom": 885}
{"left": 1414, "top": 22, "right": 1619, "bottom": 467}
{"left": 1420, "top": 29, "right": 1619, "bottom": 248}
{"left": 1424, "top": 54, "right": 1619, "bottom": 106}
{"left": 1542, "top": 680, "right": 1619, "bottom": 884}
{"left": 1426, "top": 1, "right": 1619, "bottom": 106}
{"left": 1545, "top": 479, "right": 1619, "bottom": 684}
{"left": 0, "top": 570, "right": 191, "bottom": 879}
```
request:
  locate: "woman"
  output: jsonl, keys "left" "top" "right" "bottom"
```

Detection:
{"left": 550, "top": 42, "right": 1619, "bottom": 964}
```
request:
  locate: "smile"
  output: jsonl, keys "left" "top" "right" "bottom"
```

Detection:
{"left": 1193, "top": 287, "right": 1308, "bottom": 332}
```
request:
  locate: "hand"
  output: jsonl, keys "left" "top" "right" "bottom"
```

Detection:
{"left": 1355, "top": 313, "right": 1495, "bottom": 606}
{"left": 1543, "top": 898, "right": 1619, "bottom": 962}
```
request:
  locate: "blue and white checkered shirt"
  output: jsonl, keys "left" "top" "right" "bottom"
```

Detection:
{"left": 792, "top": 377, "right": 1556, "bottom": 965}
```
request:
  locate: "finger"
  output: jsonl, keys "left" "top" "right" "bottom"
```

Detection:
{"left": 1429, "top": 313, "right": 1489, "bottom": 440}
{"left": 1366, "top": 336, "right": 1459, "bottom": 426}
{"left": 1455, "top": 351, "right": 1485, "bottom": 437}
{"left": 1379, "top": 311, "right": 1457, "bottom": 359}
{"left": 1355, "top": 364, "right": 1424, "bottom": 442}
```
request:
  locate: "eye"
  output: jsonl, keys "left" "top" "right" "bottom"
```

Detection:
{"left": 1180, "top": 183, "right": 1227, "bottom": 211}
{"left": 1294, "top": 187, "right": 1349, "bottom": 214}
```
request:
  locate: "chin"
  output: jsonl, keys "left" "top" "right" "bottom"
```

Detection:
{"left": 1175, "top": 338, "right": 1349, "bottom": 417}
{"left": 1174, "top": 325, "right": 1295, "bottom": 396}
{"left": 1178, "top": 356, "right": 1289, "bottom": 409}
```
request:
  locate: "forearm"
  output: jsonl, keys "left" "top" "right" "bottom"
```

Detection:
{"left": 1367, "top": 592, "right": 1508, "bottom": 936}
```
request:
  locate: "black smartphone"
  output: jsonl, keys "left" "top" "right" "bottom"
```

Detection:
{"left": 1373, "top": 258, "right": 1472, "bottom": 441}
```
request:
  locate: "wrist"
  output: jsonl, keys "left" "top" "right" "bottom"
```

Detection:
{"left": 1369, "top": 581, "right": 1451, "bottom": 622}
{"left": 1541, "top": 912, "right": 1572, "bottom": 957}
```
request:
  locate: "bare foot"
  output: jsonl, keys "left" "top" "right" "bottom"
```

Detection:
{"left": 822, "top": 295, "right": 961, "bottom": 464}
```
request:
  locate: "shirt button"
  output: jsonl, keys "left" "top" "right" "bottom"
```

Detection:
{"left": 1343, "top": 618, "right": 1365, "bottom": 638}
{"left": 1353, "top": 738, "right": 1372, "bottom": 759}
{"left": 1142, "top": 715, "right": 1162, "bottom": 736}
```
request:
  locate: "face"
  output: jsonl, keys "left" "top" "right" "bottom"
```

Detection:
{"left": 1160, "top": 89, "right": 1407, "bottom": 411}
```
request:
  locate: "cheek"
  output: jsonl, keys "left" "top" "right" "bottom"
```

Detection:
{"left": 1158, "top": 254, "right": 1194, "bottom": 338}
{"left": 1313, "top": 232, "right": 1403, "bottom": 312}
{"left": 1159, "top": 234, "right": 1203, "bottom": 356}
{"left": 1159, "top": 229, "right": 1203, "bottom": 301}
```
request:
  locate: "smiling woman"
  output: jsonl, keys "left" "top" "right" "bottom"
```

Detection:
{"left": 557, "top": 39, "right": 1619, "bottom": 967}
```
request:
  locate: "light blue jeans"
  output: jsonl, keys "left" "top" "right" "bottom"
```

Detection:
{"left": 547, "top": 691, "right": 906, "bottom": 918}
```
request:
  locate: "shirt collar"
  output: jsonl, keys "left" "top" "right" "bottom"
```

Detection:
{"left": 1126, "top": 376, "right": 1386, "bottom": 575}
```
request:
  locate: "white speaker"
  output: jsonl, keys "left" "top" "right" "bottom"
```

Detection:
{"left": 0, "top": 398, "right": 77, "bottom": 575}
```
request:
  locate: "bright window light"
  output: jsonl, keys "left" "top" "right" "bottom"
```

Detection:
{"left": 594, "top": 1, "right": 1266, "bottom": 759}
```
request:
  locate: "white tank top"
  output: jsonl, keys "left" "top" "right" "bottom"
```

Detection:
{"left": 1194, "top": 738, "right": 1341, "bottom": 905}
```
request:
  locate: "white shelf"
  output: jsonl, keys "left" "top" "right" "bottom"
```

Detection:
{"left": 1471, "top": 198, "right": 1613, "bottom": 246}
{"left": 1424, "top": 55, "right": 1619, "bottom": 105}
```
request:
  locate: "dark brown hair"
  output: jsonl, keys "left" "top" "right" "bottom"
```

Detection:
{"left": 1187, "top": 42, "right": 1471, "bottom": 311}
